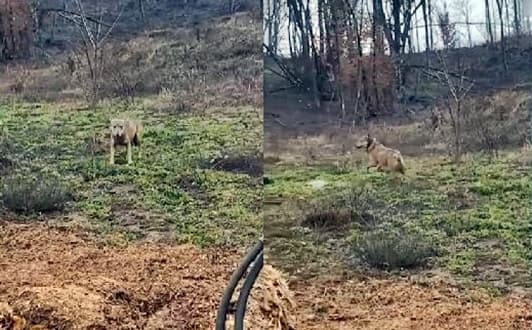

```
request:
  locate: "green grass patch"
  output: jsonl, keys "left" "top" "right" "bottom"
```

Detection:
{"left": 0, "top": 101, "right": 262, "bottom": 247}
{"left": 265, "top": 153, "right": 531, "bottom": 289}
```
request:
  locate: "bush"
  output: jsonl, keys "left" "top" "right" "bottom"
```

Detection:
{"left": 0, "top": 128, "right": 19, "bottom": 175}
{"left": 302, "top": 207, "right": 351, "bottom": 232}
{"left": 204, "top": 151, "right": 263, "bottom": 177}
{"left": 435, "top": 91, "right": 528, "bottom": 158}
{"left": 1, "top": 176, "right": 72, "bottom": 214}
{"left": 352, "top": 230, "right": 436, "bottom": 270}
{"left": 302, "top": 186, "right": 385, "bottom": 232}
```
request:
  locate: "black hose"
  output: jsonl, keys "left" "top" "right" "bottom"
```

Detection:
{"left": 215, "top": 240, "right": 264, "bottom": 330}
{"left": 234, "top": 249, "right": 263, "bottom": 330}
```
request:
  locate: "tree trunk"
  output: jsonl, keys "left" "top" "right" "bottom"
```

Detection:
{"left": 138, "top": 0, "right": 145, "bottom": 26}
{"left": 504, "top": 0, "right": 510, "bottom": 35}
{"left": 331, "top": 1, "right": 344, "bottom": 116}
{"left": 495, "top": 0, "right": 508, "bottom": 71}
{"left": 428, "top": 0, "right": 434, "bottom": 50}
{"left": 392, "top": 0, "right": 401, "bottom": 54}
{"left": 414, "top": 10, "right": 420, "bottom": 52}
{"left": 303, "top": 0, "right": 321, "bottom": 110}
{"left": 485, "top": 0, "right": 494, "bottom": 44}
{"left": 513, "top": 0, "right": 521, "bottom": 35}
{"left": 318, "top": 0, "right": 325, "bottom": 57}
{"left": 528, "top": 86, "right": 532, "bottom": 151}
{"left": 422, "top": 0, "right": 430, "bottom": 65}
{"left": 373, "top": 0, "right": 401, "bottom": 98}
{"left": 464, "top": 4, "right": 472, "bottom": 47}
{"left": 273, "top": 0, "right": 280, "bottom": 53}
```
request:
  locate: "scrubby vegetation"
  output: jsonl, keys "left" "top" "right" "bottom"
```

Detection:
{"left": 1, "top": 175, "right": 72, "bottom": 214}
{"left": 352, "top": 229, "right": 436, "bottom": 270}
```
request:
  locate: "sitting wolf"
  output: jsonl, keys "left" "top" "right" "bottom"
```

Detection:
{"left": 109, "top": 119, "right": 143, "bottom": 165}
{"left": 355, "top": 134, "right": 405, "bottom": 174}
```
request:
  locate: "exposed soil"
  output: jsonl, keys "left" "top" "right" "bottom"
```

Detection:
{"left": 291, "top": 277, "right": 531, "bottom": 330}
{"left": 0, "top": 222, "right": 241, "bottom": 329}
{"left": 1, "top": 222, "right": 530, "bottom": 329}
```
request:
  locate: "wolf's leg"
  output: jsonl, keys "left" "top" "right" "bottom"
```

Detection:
{"left": 127, "top": 141, "right": 132, "bottom": 165}
{"left": 110, "top": 138, "right": 115, "bottom": 165}
{"left": 136, "top": 134, "right": 142, "bottom": 161}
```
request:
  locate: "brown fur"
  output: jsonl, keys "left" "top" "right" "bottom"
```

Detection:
{"left": 355, "top": 134, "right": 405, "bottom": 175}
{"left": 109, "top": 119, "right": 143, "bottom": 165}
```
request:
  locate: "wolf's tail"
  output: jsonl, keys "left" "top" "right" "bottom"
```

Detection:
{"left": 394, "top": 153, "right": 405, "bottom": 174}
{"left": 132, "top": 134, "right": 140, "bottom": 146}
{"left": 132, "top": 123, "right": 142, "bottom": 146}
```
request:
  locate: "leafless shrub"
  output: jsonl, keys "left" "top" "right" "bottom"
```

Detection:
{"left": 107, "top": 67, "right": 142, "bottom": 105}
{"left": 68, "top": 0, "right": 124, "bottom": 106}
{"left": 157, "top": 87, "right": 194, "bottom": 114}
{"left": 8, "top": 65, "right": 31, "bottom": 94}
{"left": 430, "top": 52, "right": 474, "bottom": 162}
{"left": 463, "top": 91, "right": 527, "bottom": 157}
{"left": 435, "top": 91, "right": 528, "bottom": 158}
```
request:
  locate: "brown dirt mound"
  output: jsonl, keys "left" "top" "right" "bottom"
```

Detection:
{"left": 0, "top": 222, "right": 242, "bottom": 329}
{"left": 292, "top": 277, "right": 532, "bottom": 330}
{"left": 226, "top": 264, "right": 297, "bottom": 329}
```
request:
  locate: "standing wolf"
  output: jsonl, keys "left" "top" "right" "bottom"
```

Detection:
{"left": 109, "top": 119, "right": 143, "bottom": 165}
{"left": 355, "top": 134, "right": 405, "bottom": 174}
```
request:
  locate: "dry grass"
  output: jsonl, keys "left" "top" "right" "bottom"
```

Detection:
{"left": 0, "top": 12, "right": 261, "bottom": 110}
{"left": 265, "top": 121, "right": 439, "bottom": 168}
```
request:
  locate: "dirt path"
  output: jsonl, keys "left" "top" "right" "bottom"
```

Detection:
{"left": 291, "top": 277, "right": 531, "bottom": 330}
{"left": 0, "top": 222, "right": 241, "bottom": 329}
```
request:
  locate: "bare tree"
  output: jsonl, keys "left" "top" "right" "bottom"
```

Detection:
{"left": 427, "top": 0, "right": 434, "bottom": 49}
{"left": 0, "top": 0, "right": 33, "bottom": 61}
{"left": 454, "top": 0, "right": 473, "bottom": 47}
{"left": 484, "top": 0, "right": 494, "bottom": 43}
{"left": 372, "top": 0, "right": 425, "bottom": 96}
{"left": 421, "top": 0, "right": 430, "bottom": 64}
{"left": 138, "top": 0, "right": 145, "bottom": 26}
{"left": 264, "top": 0, "right": 282, "bottom": 55}
{"left": 494, "top": 0, "right": 508, "bottom": 71}
{"left": 68, "top": 0, "right": 123, "bottom": 105}
{"left": 433, "top": 53, "right": 474, "bottom": 163}
{"left": 436, "top": 3, "right": 456, "bottom": 50}
{"left": 513, "top": 0, "right": 521, "bottom": 35}
{"left": 528, "top": 85, "right": 532, "bottom": 152}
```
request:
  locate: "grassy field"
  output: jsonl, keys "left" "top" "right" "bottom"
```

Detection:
{"left": 0, "top": 101, "right": 262, "bottom": 247}
{"left": 265, "top": 148, "right": 531, "bottom": 294}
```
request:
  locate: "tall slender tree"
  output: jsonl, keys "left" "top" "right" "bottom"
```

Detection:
{"left": 495, "top": 0, "right": 508, "bottom": 70}
{"left": 0, "top": 0, "right": 33, "bottom": 61}
{"left": 485, "top": 0, "right": 494, "bottom": 43}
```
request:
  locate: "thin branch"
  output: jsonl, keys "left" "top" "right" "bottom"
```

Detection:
{"left": 97, "top": 6, "right": 124, "bottom": 47}
{"left": 263, "top": 43, "right": 304, "bottom": 87}
{"left": 407, "top": 64, "right": 475, "bottom": 83}
{"left": 39, "top": 8, "right": 112, "bottom": 27}
{"left": 75, "top": 0, "right": 96, "bottom": 48}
